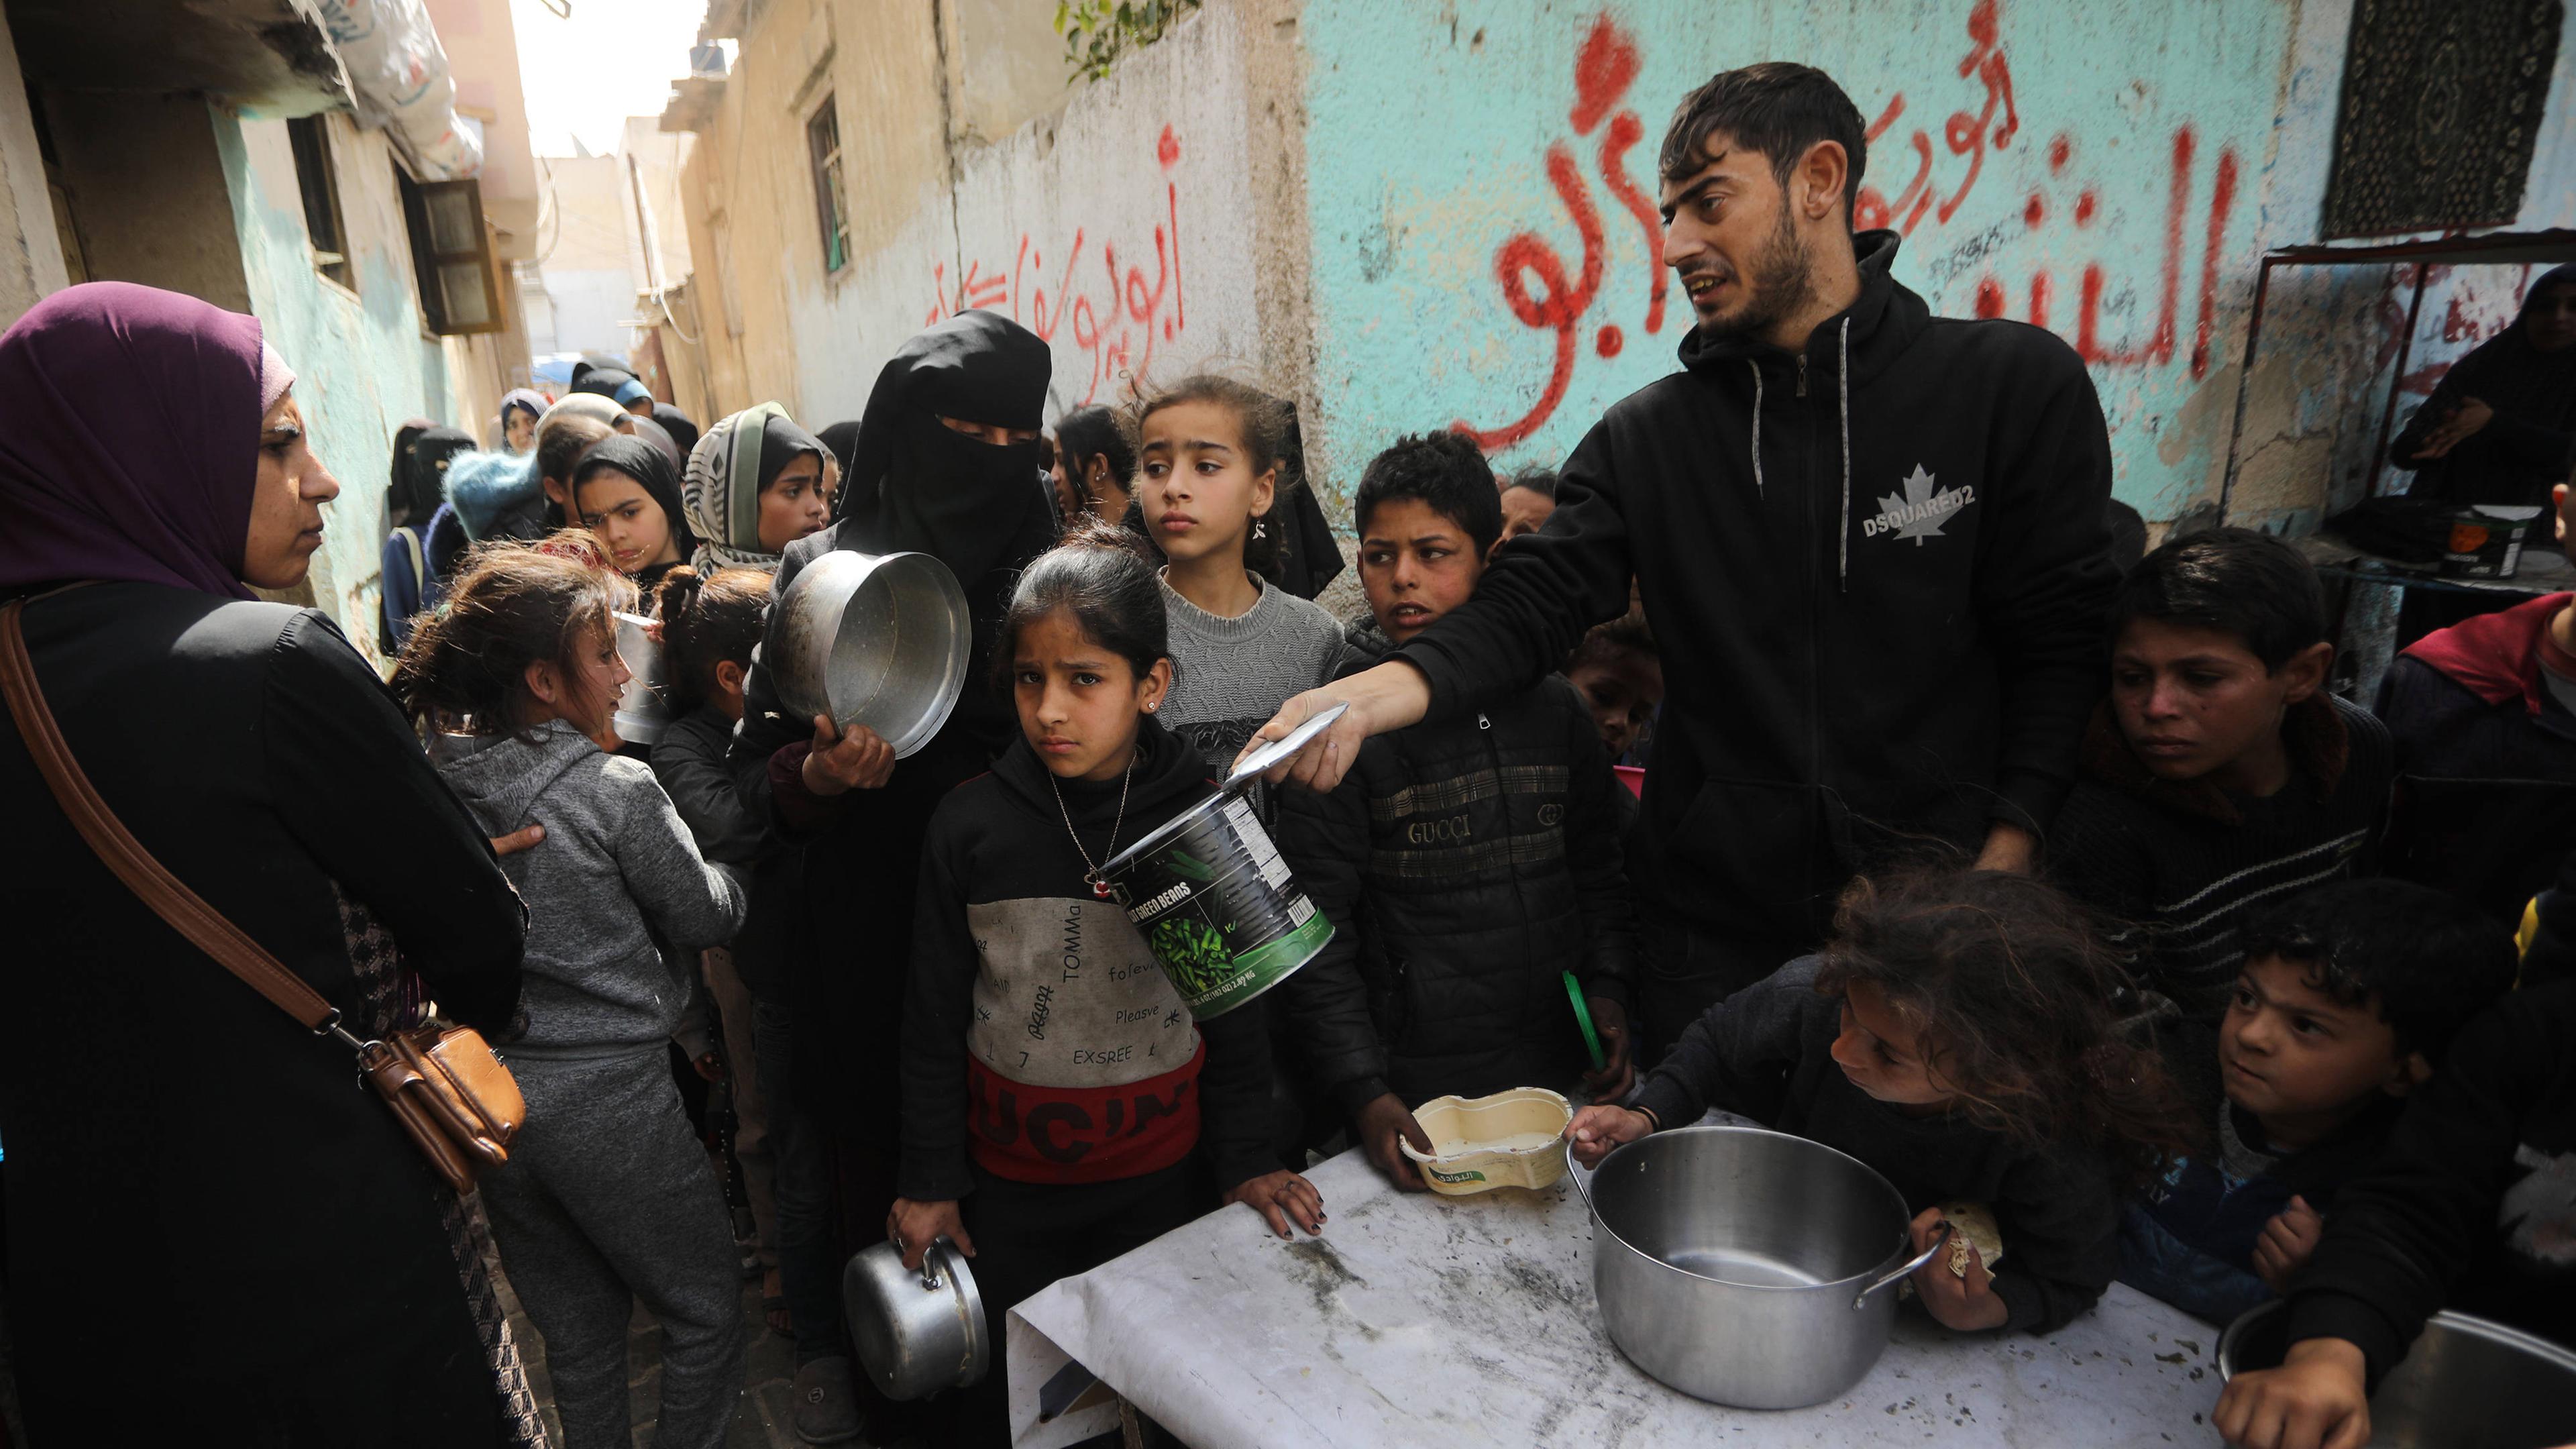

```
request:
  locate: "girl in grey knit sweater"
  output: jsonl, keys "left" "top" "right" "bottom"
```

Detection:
{"left": 400, "top": 540, "right": 749, "bottom": 1449}
{"left": 1132, "top": 377, "right": 1346, "bottom": 780}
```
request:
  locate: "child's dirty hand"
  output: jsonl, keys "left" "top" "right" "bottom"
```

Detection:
{"left": 888, "top": 1197, "right": 973, "bottom": 1271}
{"left": 1227, "top": 1169, "right": 1326, "bottom": 1239}
{"left": 802, "top": 714, "right": 896, "bottom": 796}
{"left": 2213, "top": 1336, "right": 2370, "bottom": 1449}
{"left": 1906, "top": 1207, "right": 2007, "bottom": 1332}
{"left": 1580, "top": 996, "right": 1637, "bottom": 1103}
{"left": 1564, "top": 1104, "right": 1654, "bottom": 1167}
{"left": 2252, "top": 1195, "right": 2325, "bottom": 1292}
{"left": 1356, "top": 1093, "right": 1433, "bottom": 1190}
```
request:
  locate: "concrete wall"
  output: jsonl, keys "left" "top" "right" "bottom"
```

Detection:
{"left": 0, "top": 3, "right": 68, "bottom": 328}
{"left": 668, "top": 0, "right": 2575, "bottom": 532}
{"left": 845, "top": 1, "right": 1266, "bottom": 421}
{"left": 1299, "top": 0, "right": 2576, "bottom": 528}
{"left": 541, "top": 266, "right": 637, "bottom": 356}
{"left": 44, "top": 90, "right": 256, "bottom": 313}
{"left": 218, "top": 106, "right": 455, "bottom": 650}
{"left": 674, "top": 0, "right": 955, "bottom": 422}
{"left": 673, "top": 0, "right": 1315, "bottom": 445}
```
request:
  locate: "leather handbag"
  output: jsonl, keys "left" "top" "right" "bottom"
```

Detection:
{"left": 0, "top": 596, "right": 525, "bottom": 1193}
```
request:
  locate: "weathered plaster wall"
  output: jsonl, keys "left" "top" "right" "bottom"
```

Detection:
{"left": 1299, "top": 0, "right": 2576, "bottom": 528}
{"left": 678, "top": 0, "right": 1313, "bottom": 443}
{"left": 0, "top": 3, "right": 68, "bottom": 328}
{"left": 673, "top": 0, "right": 953, "bottom": 421}
{"left": 902, "top": 1, "right": 1265, "bottom": 421}
{"left": 219, "top": 107, "right": 451, "bottom": 651}
{"left": 44, "top": 90, "right": 255, "bottom": 313}
{"left": 2223, "top": 0, "right": 2576, "bottom": 531}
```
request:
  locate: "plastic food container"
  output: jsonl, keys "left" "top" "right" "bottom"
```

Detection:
{"left": 1401, "top": 1087, "right": 1574, "bottom": 1195}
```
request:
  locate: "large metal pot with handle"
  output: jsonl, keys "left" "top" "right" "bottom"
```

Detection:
{"left": 2219, "top": 1299, "right": 2576, "bottom": 1448}
{"left": 843, "top": 1236, "right": 989, "bottom": 1401}
{"left": 1575, "top": 1124, "right": 1949, "bottom": 1409}
{"left": 767, "top": 549, "right": 971, "bottom": 759}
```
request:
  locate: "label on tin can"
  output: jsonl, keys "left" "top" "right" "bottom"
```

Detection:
{"left": 1109, "top": 796, "right": 1334, "bottom": 1019}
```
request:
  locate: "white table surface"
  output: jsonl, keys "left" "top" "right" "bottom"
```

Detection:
{"left": 1007, "top": 1140, "right": 2230, "bottom": 1448}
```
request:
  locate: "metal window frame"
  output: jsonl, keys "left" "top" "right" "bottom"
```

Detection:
{"left": 806, "top": 95, "right": 849, "bottom": 274}
{"left": 396, "top": 166, "right": 505, "bottom": 337}
{"left": 2218, "top": 228, "right": 2576, "bottom": 522}
{"left": 286, "top": 115, "right": 354, "bottom": 291}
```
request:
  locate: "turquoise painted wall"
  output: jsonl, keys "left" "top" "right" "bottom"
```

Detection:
{"left": 1302, "top": 0, "right": 2304, "bottom": 521}
{"left": 213, "top": 105, "right": 449, "bottom": 652}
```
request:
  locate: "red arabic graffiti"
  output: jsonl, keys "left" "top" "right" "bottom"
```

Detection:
{"left": 1457, "top": 13, "right": 1667, "bottom": 450}
{"left": 1457, "top": 1, "right": 2247, "bottom": 453}
{"left": 926, "top": 124, "right": 1189, "bottom": 406}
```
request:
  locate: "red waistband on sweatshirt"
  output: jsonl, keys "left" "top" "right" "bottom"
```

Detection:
{"left": 2402, "top": 590, "right": 2572, "bottom": 714}
{"left": 965, "top": 1048, "right": 1203, "bottom": 1186}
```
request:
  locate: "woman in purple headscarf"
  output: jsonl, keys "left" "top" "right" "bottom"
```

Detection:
{"left": 0, "top": 283, "right": 538, "bottom": 1446}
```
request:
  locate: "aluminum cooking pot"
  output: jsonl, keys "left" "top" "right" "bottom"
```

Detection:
{"left": 610, "top": 611, "right": 670, "bottom": 746}
{"left": 843, "top": 1236, "right": 989, "bottom": 1401}
{"left": 2219, "top": 1300, "right": 2576, "bottom": 1448}
{"left": 767, "top": 549, "right": 971, "bottom": 759}
{"left": 1575, "top": 1125, "right": 1949, "bottom": 1409}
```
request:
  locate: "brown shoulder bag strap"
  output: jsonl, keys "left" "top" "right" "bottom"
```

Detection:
{"left": 0, "top": 597, "right": 345, "bottom": 1034}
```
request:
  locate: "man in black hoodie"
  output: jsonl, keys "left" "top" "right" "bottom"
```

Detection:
{"left": 1250, "top": 63, "right": 2116, "bottom": 1051}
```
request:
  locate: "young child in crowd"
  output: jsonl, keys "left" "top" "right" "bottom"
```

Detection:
{"left": 1495, "top": 465, "right": 1558, "bottom": 557}
{"left": 1568, "top": 869, "right": 2193, "bottom": 1334}
{"left": 1049, "top": 402, "right": 1134, "bottom": 525}
{"left": 890, "top": 522, "right": 1321, "bottom": 1446}
{"left": 1132, "top": 376, "right": 1346, "bottom": 780}
{"left": 2376, "top": 478, "right": 2576, "bottom": 931}
{"left": 2118, "top": 879, "right": 2517, "bottom": 1326}
{"left": 571, "top": 433, "right": 697, "bottom": 594}
{"left": 1275, "top": 432, "right": 1637, "bottom": 1191}
{"left": 649, "top": 565, "right": 814, "bottom": 1346}
{"left": 2215, "top": 979, "right": 2576, "bottom": 1449}
{"left": 682, "top": 402, "right": 834, "bottom": 572}
{"left": 397, "top": 539, "right": 749, "bottom": 1449}
{"left": 424, "top": 398, "right": 621, "bottom": 585}
{"left": 1564, "top": 613, "right": 1662, "bottom": 764}
{"left": 2047, "top": 528, "right": 2392, "bottom": 1018}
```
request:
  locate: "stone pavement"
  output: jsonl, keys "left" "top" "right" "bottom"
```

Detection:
{"left": 497, "top": 1258, "right": 816, "bottom": 1449}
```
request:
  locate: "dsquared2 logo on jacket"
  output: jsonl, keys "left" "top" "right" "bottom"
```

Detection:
{"left": 1862, "top": 464, "right": 1976, "bottom": 545}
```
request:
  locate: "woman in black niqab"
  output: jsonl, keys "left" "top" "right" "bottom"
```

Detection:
{"left": 725, "top": 317, "right": 1058, "bottom": 1417}
{"left": 831, "top": 311, "right": 1055, "bottom": 592}
{"left": 2391, "top": 264, "right": 2576, "bottom": 507}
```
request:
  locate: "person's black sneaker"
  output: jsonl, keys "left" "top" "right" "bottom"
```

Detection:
{"left": 790, "top": 1356, "right": 862, "bottom": 1444}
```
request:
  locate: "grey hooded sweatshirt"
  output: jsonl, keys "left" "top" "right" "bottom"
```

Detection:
{"left": 439, "top": 720, "right": 747, "bottom": 1063}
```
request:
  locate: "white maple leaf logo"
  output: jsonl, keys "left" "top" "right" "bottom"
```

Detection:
{"left": 1878, "top": 464, "right": 1965, "bottom": 546}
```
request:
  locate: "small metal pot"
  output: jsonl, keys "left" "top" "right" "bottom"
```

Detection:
{"left": 2218, "top": 1299, "right": 2576, "bottom": 1447}
{"left": 1575, "top": 1125, "right": 1948, "bottom": 1409}
{"left": 610, "top": 611, "right": 670, "bottom": 746}
{"left": 767, "top": 549, "right": 971, "bottom": 759}
{"left": 843, "top": 1236, "right": 989, "bottom": 1401}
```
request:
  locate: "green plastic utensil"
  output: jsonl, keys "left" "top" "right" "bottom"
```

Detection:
{"left": 1563, "top": 969, "right": 1604, "bottom": 1071}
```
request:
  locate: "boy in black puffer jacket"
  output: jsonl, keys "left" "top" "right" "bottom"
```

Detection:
{"left": 1277, "top": 433, "right": 1637, "bottom": 1190}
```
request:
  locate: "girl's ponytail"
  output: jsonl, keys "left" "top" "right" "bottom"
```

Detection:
{"left": 654, "top": 564, "right": 771, "bottom": 714}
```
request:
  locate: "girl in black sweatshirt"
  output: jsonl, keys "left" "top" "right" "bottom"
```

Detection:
{"left": 1568, "top": 869, "right": 2193, "bottom": 1335}
{"left": 892, "top": 522, "right": 1324, "bottom": 1444}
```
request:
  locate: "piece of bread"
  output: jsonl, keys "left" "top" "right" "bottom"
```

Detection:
{"left": 1940, "top": 1201, "right": 2003, "bottom": 1277}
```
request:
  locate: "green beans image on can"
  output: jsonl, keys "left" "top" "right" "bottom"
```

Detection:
{"left": 1099, "top": 791, "right": 1334, "bottom": 1020}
